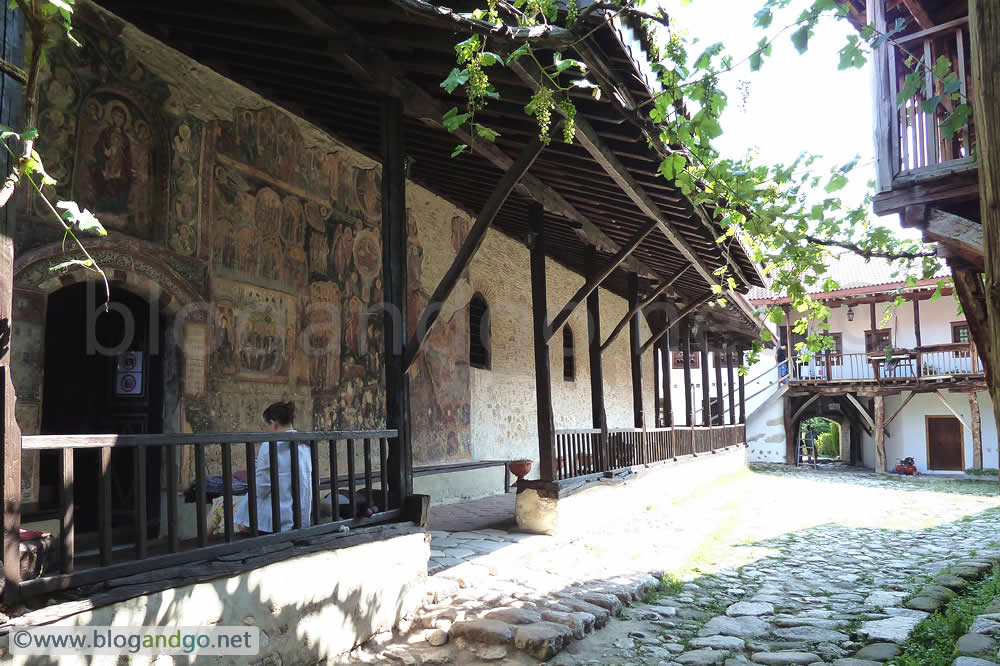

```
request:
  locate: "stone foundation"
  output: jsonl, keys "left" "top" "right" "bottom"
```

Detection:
{"left": 515, "top": 446, "right": 748, "bottom": 535}
{"left": 1, "top": 528, "right": 430, "bottom": 664}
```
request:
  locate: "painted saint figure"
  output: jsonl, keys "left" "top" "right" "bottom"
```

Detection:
{"left": 91, "top": 103, "right": 133, "bottom": 214}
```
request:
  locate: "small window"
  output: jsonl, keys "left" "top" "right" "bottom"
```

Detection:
{"left": 671, "top": 351, "right": 699, "bottom": 369}
{"left": 469, "top": 293, "right": 490, "bottom": 370}
{"left": 952, "top": 322, "right": 971, "bottom": 358}
{"left": 865, "top": 328, "right": 892, "bottom": 353}
{"left": 562, "top": 326, "right": 575, "bottom": 381}
{"left": 827, "top": 333, "right": 843, "bottom": 366}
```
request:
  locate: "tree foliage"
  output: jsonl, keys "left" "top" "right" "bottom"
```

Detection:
{"left": 437, "top": 0, "right": 975, "bottom": 368}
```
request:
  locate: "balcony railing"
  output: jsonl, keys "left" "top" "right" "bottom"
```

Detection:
{"left": 881, "top": 16, "right": 975, "bottom": 182}
{"left": 553, "top": 424, "right": 745, "bottom": 481}
{"left": 5, "top": 429, "right": 401, "bottom": 600}
{"left": 789, "top": 342, "right": 981, "bottom": 383}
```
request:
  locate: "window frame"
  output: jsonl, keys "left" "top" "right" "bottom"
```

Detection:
{"left": 827, "top": 332, "right": 844, "bottom": 366}
{"left": 951, "top": 321, "right": 971, "bottom": 358}
{"left": 864, "top": 328, "right": 892, "bottom": 354}
{"left": 671, "top": 351, "right": 699, "bottom": 369}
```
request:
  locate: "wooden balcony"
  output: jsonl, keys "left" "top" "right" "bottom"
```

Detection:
{"left": 872, "top": 11, "right": 978, "bottom": 216}
{"left": 788, "top": 342, "right": 985, "bottom": 393}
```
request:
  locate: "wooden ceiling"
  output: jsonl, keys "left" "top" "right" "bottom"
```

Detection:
{"left": 90, "top": 0, "right": 766, "bottom": 342}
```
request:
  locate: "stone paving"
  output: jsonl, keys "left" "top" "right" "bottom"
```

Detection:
{"left": 347, "top": 464, "right": 1000, "bottom": 665}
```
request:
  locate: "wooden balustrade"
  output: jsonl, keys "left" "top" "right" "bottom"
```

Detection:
{"left": 8, "top": 429, "right": 400, "bottom": 600}
{"left": 790, "top": 342, "right": 981, "bottom": 384}
{"left": 553, "top": 424, "right": 745, "bottom": 481}
{"left": 882, "top": 16, "right": 975, "bottom": 177}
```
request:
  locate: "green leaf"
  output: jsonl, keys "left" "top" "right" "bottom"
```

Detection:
{"left": 825, "top": 173, "right": 849, "bottom": 193}
{"left": 939, "top": 103, "right": 972, "bottom": 140}
{"left": 441, "top": 107, "right": 471, "bottom": 133}
{"left": 440, "top": 68, "right": 469, "bottom": 94}
{"left": 50, "top": 258, "right": 94, "bottom": 272}
{"left": 897, "top": 69, "right": 923, "bottom": 106}
{"left": 20, "top": 128, "right": 39, "bottom": 141}
{"left": 57, "top": 200, "right": 106, "bottom": 236}
{"left": 942, "top": 80, "right": 962, "bottom": 96}
{"left": 791, "top": 25, "right": 810, "bottom": 54}
{"left": 450, "top": 144, "right": 468, "bottom": 158}
{"left": 474, "top": 123, "right": 500, "bottom": 142}
{"left": 480, "top": 52, "right": 504, "bottom": 67}
{"left": 921, "top": 95, "right": 942, "bottom": 113}
{"left": 506, "top": 43, "right": 529, "bottom": 65}
{"left": 694, "top": 42, "right": 723, "bottom": 70}
{"left": 933, "top": 55, "right": 952, "bottom": 80}
{"left": 552, "top": 52, "right": 586, "bottom": 75}
{"left": 871, "top": 17, "right": 905, "bottom": 49}
{"left": 753, "top": 8, "right": 773, "bottom": 28}
{"left": 768, "top": 308, "right": 786, "bottom": 325}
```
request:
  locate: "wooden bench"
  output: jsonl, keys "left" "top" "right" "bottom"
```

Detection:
{"left": 413, "top": 460, "right": 515, "bottom": 493}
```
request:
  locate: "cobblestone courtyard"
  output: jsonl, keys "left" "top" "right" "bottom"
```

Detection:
{"left": 354, "top": 462, "right": 1000, "bottom": 665}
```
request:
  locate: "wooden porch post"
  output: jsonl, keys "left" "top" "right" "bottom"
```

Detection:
{"left": 727, "top": 345, "right": 736, "bottom": 425}
{"left": 970, "top": 392, "right": 983, "bottom": 470}
{"left": 629, "top": 273, "right": 643, "bottom": 428}
{"left": 714, "top": 344, "right": 724, "bottom": 425}
{"left": 659, "top": 331, "right": 673, "bottom": 427}
{"left": 783, "top": 305, "right": 794, "bottom": 380}
{"left": 1, "top": 4, "right": 23, "bottom": 602}
{"left": 586, "top": 246, "right": 608, "bottom": 470}
{"left": 653, "top": 332, "right": 662, "bottom": 427}
{"left": 912, "top": 297, "right": 922, "bottom": 348}
{"left": 682, "top": 320, "right": 693, "bottom": 426}
{"left": 738, "top": 346, "right": 746, "bottom": 424}
{"left": 700, "top": 328, "right": 711, "bottom": 427}
{"left": 529, "top": 203, "right": 556, "bottom": 481}
{"left": 784, "top": 395, "right": 797, "bottom": 465}
{"left": 874, "top": 395, "right": 887, "bottom": 473}
{"left": 380, "top": 97, "right": 412, "bottom": 506}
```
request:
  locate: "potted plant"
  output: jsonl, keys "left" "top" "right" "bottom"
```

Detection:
{"left": 509, "top": 459, "right": 533, "bottom": 480}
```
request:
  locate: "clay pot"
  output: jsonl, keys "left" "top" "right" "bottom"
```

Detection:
{"left": 509, "top": 459, "right": 533, "bottom": 480}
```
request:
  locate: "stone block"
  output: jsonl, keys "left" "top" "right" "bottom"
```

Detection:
{"left": 676, "top": 648, "right": 731, "bottom": 665}
{"left": 513, "top": 621, "right": 573, "bottom": 660}
{"left": 905, "top": 596, "right": 945, "bottom": 613}
{"left": 956, "top": 632, "right": 998, "bottom": 659}
{"left": 699, "top": 615, "right": 772, "bottom": 638}
{"left": 853, "top": 642, "right": 902, "bottom": 661}
{"left": 540, "top": 610, "right": 587, "bottom": 639}
{"left": 449, "top": 619, "right": 514, "bottom": 645}
{"left": 751, "top": 652, "right": 822, "bottom": 665}
{"left": 728, "top": 602, "right": 776, "bottom": 617}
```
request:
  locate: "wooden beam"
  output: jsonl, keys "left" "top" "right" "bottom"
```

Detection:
{"left": 949, "top": 262, "right": 994, "bottom": 384}
{"left": 380, "top": 97, "right": 413, "bottom": 506}
{"left": 404, "top": 134, "right": 546, "bottom": 370}
{"left": 529, "top": 203, "right": 557, "bottom": 481}
{"left": 629, "top": 273, "right": 644, "bottom": 428}
{"left": 509, "top": 58, "right": 760, "bottom": 326}
{"left": 738, "top": 346, "right": 746, "bottom": 424}
{"left": 791, "top": 394, "right": 820, "bottom": 423}
{"left": 885, "top": 391, "right": 916, "bottom": 427}
{"left": 682, "top": 320, "right": 694, "bottom": 427}
{"left": 912, "top": 297, "right": 922, "bottom": 349}
{"left": 639, "top": 292, "right": 713, "bottom": 355}
{"left": 727, "top": 346, "right": 736, "bottom": 426}
{"left": 601, "top": 266, "right": 690, "bottom": 353}
{"left": 874, "top": 395, "right": 887, "bottom": 472}
{"left": 586, "top": 247, "right": 608, "bottom": 469}
{"left": 901, "top": 0, "right": 935, "bottom": 29}
{"left": 869, "top": 0, "right": 894, "bottom": 193}
{"left": 659, "top": 333, "right": 673, "bottom": 427}
{"left": 903, "top": 205, "right": 984, "bottom": 269}
{"left": 279, "top": 0, "right": 659, "bottom": 280}
{"left": 546, "top": 219, "right": 659, "bottom": 342}
{"left": 846, "top": 393, "right": 876, "bottom": 432}
{"left": 934, "top": 390, "right": 971, "bottom": 432}
{"left": 714, "top": 346, "right": 725, "bottom": 425}
{"left": 970, "top": 392, "right": 983, "bottom": 469}
{"left": 869, "top": 301, "right": 878, "bottom": 332}
{"left": 784, "top": 395, "right": 797, "bottom": 464}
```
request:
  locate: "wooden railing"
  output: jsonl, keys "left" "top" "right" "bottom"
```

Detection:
{"left": 789, "top": 342, "right": 981, "bottom": 383}
{"left": 553, "top": 424, "right": 745, "bottom": 481}
{"left": 883, "top": 16, "right": 975, "bottom": 179}
{"left": 5, "top": 429, "right": 400, "bottom": 600}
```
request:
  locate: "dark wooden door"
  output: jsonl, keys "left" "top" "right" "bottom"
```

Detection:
{"left": 927, "top": 416, "right": 964, "bottom": 471}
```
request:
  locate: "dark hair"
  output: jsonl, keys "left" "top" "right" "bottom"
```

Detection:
{"left": 263, "top": 401, "right": 295, "bottom": 426}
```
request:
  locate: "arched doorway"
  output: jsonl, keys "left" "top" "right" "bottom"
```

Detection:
{"left": 37, "top": 282, "right": 165, "bottom": 540}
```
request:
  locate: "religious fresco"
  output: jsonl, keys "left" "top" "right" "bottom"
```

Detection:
{"left": 25, "top": 30, "right": 202, "bottom": 254}
{"left": 212, "top": 278, "right": 295, "bottom": 383}
{"left": 407, "top": 211, "right": 473, "bottom": 463}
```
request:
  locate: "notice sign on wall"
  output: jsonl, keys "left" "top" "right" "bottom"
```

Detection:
{"left": 184, "top": 322, "right": 209, "bottom": 398}
{"left": 115, "top": 351, "right": 144, "bottom": 396}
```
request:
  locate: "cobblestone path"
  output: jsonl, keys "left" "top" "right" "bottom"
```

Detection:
{"left": 353, "top": 464, "right": 1000, "bottom": 665}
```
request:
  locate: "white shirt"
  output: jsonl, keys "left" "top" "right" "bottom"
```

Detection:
{"left": 234, "top": 431, "right": 312, "bottom": 533}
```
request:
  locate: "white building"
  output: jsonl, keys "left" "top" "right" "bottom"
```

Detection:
{"left": 747, "top": 255, "right": 996, "bottom": 474}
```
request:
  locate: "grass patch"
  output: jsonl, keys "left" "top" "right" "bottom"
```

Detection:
{"left": 965, "top": 468, "right": 1000, "bottom": 477}
{"left": 889, "top": 565, "right": 1000, "bottom": 666}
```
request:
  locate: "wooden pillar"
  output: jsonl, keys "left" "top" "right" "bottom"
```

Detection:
{"left": 628, "top": 273, "right": 643, "bottom": 428}
{"left": 1, "top": 5, "right": 23, "bottom": 602}
{"left": 727, "top": 345, "right": 736, "bottom": 425}
{"left": 586, "top": 246, "right": 607, "bottom": 469}
{"left": 714, "top": 345, "right": 725, "bottom": 425}
{"left": 782, "top": 305, "right": 794, "bottom": 380}
{"left": 380, "top": 97, "right": 412, "bottom": 506}
{"left": 874, "top": 395, "right": 887, "bottom": 473}
{"left": 970, "top": 0, "right": 1000, "bottom": 486}
{"left": 869, "top": 301, "right": 878, "bottom": 332}
{"left": 659, "top": 331, "right": 673, "bottom": 427}
{"left": 700, "top": 328, "right": 711, "bottom": 427}
{"left": 529, "top": 203, "right": 556, "bottom": 481}
{"left": 970, "top": 392, "right": 983, "bottom": 470}
{"left": 784, "top": 395, "right": 796, "bottom": 465}
{"left": 912, "top": 297, "right": 922, "bottom": 348}
{"left": 653, "top": 330, "right": 662, "bottom": 427}
{"left": 682, "top": 320, "right": 693, "bottom": 426}
{"left": 738, "top": 346, "right": 747, "bottom": 424}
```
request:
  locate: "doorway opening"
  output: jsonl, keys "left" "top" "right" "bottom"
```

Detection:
{"left": 37, "top": 282, "right": 165, "bottom": 544}
{"left": 798, "top": 416, "right": 843, "bottom": 466}
{"left": 926, "top": 415, "right": 964, "bottom": 471}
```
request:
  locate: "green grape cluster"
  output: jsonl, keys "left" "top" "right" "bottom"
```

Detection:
{"left": 559, "top": 99, "right": 576, "bottom": 143}
{"left": 566, "top": 0, "right": 579, "bottom": 26}
{"left": 466, "top": 55, "right": 491, "bottom": 111}
{"left": 530, "top": 87, "right": 554, "bottom": 145}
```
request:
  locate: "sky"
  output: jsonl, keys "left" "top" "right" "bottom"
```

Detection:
{"left": 662, "top": 0, "right": 916, "bottom": 237}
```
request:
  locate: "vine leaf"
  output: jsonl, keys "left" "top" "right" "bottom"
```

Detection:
{"left": 57, "top": 200, "right": 106, "bottom": 236}
{"left": 451, "top": 144, "right": 468, "bottom": 158}
{"left": 552, "top": 52, "right": 586, "bottom": 75}
{"left": 474, "top": 124, "right": 499, "bottom": 142}
{"left": 939, "top": 104, "right": 972, "bottom": 140}
{"left": 791, "top": 25, "right": 811, "bottom": 54}
{"left": 506, "top": 44, "right": 529, "bottom": 66}
{"left": 442, "top": 107, "right": 471, "bottom": 133}
{"left": 870, "top": 17, "right": 906, "bottom": 49}
{"left": 441, "top": 68, "right": 469, "bottom": 94}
